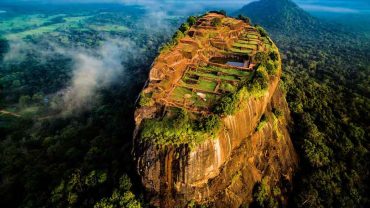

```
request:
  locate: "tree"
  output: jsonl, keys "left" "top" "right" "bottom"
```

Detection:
{"left": 255, "top": 52, "right": 268, "bottom": 65}
{"left": 0, "top": 37, "right": 8, "bottom": 60}
{"left": 94, "top": 175, "right": 142, "bottom": 208}
{"left": 237, "top": 15, "right": 251, "bottom": 24}
{"left": 19, "top": 95, "right": 31, "bottom": 108}
{"left": 32, "top": 93, "right": 44, "bottom": 104}
{"left": 256, "top": 25, "right": 268, "bottom": 37}
{"left": 211, "top": 18, "right": 222, "bottom": 27}
{"left": 187, "top": 16, "right": 197, "bottom": 26}
{"left": 179, "top": 23, "right": 190, "bottom": 33}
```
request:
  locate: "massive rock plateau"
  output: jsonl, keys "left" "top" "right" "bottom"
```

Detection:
{"left": 133, "top": 13, "right": 298, "bottom": 207}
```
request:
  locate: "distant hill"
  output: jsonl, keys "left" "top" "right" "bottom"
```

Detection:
{"left": 234, "top": 0, "right": 323, "bottom": 38}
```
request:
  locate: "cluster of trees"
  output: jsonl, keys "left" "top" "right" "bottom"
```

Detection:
{"left": 275, "top": 22, "right": 370, "bottom": 208}
{"left": 0, "top": 37, "right": 8, "bottom": 61}
{"left": 159, "top": 16, "right": 198, "bottom": 53}
{"left": 237, "top": 0, "right": 369, "bottom": 204}
{"left": 0, "top": 8, "right": 181, "bottom": 208}
{"left": 237, "top": 15, "right": 251, "bottom": 25}
{"left": 140, "top": 109, "right": 221, "bottom": 147}
{"left": 214, "top": 43, "right": 278, "bottom": 116}
{"left": 1, "top": 6, "right": 369, "bottom": 208}
{"left": 253, "top": 177, "right": 281, "bottom": 208}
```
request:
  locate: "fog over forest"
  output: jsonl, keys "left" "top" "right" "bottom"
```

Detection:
{"left": 0, "top": 0, "right": 369, "bottom": 207}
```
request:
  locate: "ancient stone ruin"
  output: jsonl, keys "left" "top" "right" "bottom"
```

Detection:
{"left": 133, "top": 13, "right": 298, "bottom": 208}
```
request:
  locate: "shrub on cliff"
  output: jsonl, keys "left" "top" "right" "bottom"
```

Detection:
{"left": 214, "top": 95, "right": 236, "bottom": 115}
{"left": 248, "top": 66, "right": 269, "bottom": 97}
{"left": 139, "top": 92, "right": 153, "bottom": 107}
{"left": 255, "top": 51, "right": 268, "bottom": 65}
{"left": 159, "top": 30, "right": 185, "bottom": 53}
{"left": 269, "top": 51, "right": 278, "bottom": 61}
{"left": 256, "top": 114, "right": 268, "bottom": 131}
{"left": 174, "top": 30, "right": 185, "bottom": 41}
{"left": 140, "top": 109, "right": 221, "bottom": 147}
{"left": 237, "top": 14, "right": 251, "bottom": 24}
{"left": 187, "top": 16, "right": 197, "bottom": 26}
{"left": 256, "top": 25, "right": 268, "bottom": 37}
{"left": 179, "top": 23, "right": 190, "bottom": 33}
{"left": 266, "top": 60, "right": 279, "bottom": 75}
{"left": 159, "top": 19, "right": 192, "bottom": 53}
{"left": 214, "top": 67, "right": 269, "bottom": 116}
{"left": 198, "top": 114, "right": 221, "bottom": 133}
{"left": 211, "top": 18, "right": 222, "bottom": 27}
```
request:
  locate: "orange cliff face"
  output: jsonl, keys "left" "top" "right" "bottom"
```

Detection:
{"left": 133, "top": 13, "right": 298, "bottom": 208}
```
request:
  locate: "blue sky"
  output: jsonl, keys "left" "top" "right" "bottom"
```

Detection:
{"left": 1, "top": 0, "right": 369, "bottom": 14}
{"left": 295, "top": 0, "right": 370, "bottom": 14}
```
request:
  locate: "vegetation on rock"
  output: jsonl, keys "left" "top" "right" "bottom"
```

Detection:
{"left": 140, "top": 109, "right": 221, "bottom": 147}
{"left": 159, "top": 16, "right": 199, "bottom": 53}
{"left": 236, "top": 0, "right": 370, "bottom": 206}
{"left": 213, "top": 64, "right": 270, "bottom": 116}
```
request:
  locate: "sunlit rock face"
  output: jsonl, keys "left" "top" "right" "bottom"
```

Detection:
{"left": 133, "top": 13, "right": 298, "bottom": 207}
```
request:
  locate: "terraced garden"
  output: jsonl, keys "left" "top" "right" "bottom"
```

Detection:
{"left": 142, "top": 14, "right": 276, "bottom": 114}
{"left": 167, "top": 64, "right": 253, "bottom": 110}
{"left": 230, "top": 31, "right": 261, "bottom": 55}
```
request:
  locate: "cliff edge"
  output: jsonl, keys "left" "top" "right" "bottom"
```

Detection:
{"left": 133, "top": 13, "right": 298, "bottom": 207}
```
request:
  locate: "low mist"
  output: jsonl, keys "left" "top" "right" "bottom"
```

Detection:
{"left": 61, "top": 39, "right": 138, "bottom": 114}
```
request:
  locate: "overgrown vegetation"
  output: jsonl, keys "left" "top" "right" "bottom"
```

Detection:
{"left": 256, "top": 114, "right": 268, "bottom": 131}
{"left": 236, "top": 0, "right": 370, "bottom": 205}
{"left": 94, "top": 175, "right": 142, "bottom": 208}
{"left": 213, "top": 51, "right": 273, "bottom": 116}
{"left": 0, "top": 4, "right": 176, "bottom": 207}
{"left": 256, "top": 25, "right": 268, "bottom": 37}
{"left": 138, "top": 92, "right": 153, "bottom": 107}
{"left": 140, "top": 109, "right": 221, "bottom": 147}
{"left": 211, "top": 18, "right": 222, "bottom": 27}
{"left": 213, "top": 68, "right": 269, "bottom": 116}
{"left": 1, "top": 1, "right": 369, "bottom": 207}
{"left": 274, "top": 15, "right": 370, "bottom": 208}
{"left": 253, "top": 177, "right": 280, "bottom": 208}
{"left": 159, "top": 16, "right": 199, "bottom": 53}
{"left": 237, "top": 14, "right": 251, "bottom": 24}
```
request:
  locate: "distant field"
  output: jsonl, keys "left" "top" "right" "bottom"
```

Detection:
{"left": 0, "top": 14, "right": 66, "bottom": 33}
{"left": 88, "top": 24, "right": 129, "bottom": 32}
{"left": 1, "top": 13, "right": 131, "bottom": 40}
{"left": 3, "top": 14, "right": 93, "bottom": 39}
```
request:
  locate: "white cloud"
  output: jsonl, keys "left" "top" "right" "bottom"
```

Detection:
{"left": 300, "top": 4, "right": 359, "bottom": 13}
{"left": 58, "top": 39, "right": 140, "bottom": 114}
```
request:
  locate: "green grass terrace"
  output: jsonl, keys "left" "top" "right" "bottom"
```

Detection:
{"left": 164, "top": 65, "right": 253, "bottom": 112}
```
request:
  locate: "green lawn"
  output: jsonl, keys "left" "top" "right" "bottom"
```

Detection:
{"left": 171, "top": 87, "right": 194, "bottom": 101}
{"left": 201, "top": 66, "right": 250, "bottom": 77}
{"left": 170, "top": 86, "right": 211, "bottom": 108}
{"left": 243, "top": 34, "right": 259, "bottom": 39}
{"left": 232, "top": 42, "right": 257, "bottom": 50}
{"left": 188, "top": 70, "right": 240, "bottom": 82}
{"left": 196, "top": 79, "right": 217, "bottom": 92}
{"left": 180, "top": 76, "right": 217, "bottom": 92}
{"left": 230, "top": 48, "right": 253, "bottom": 55}
{"left": 220, "top": 82, "right": 237, "bottom": 92}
